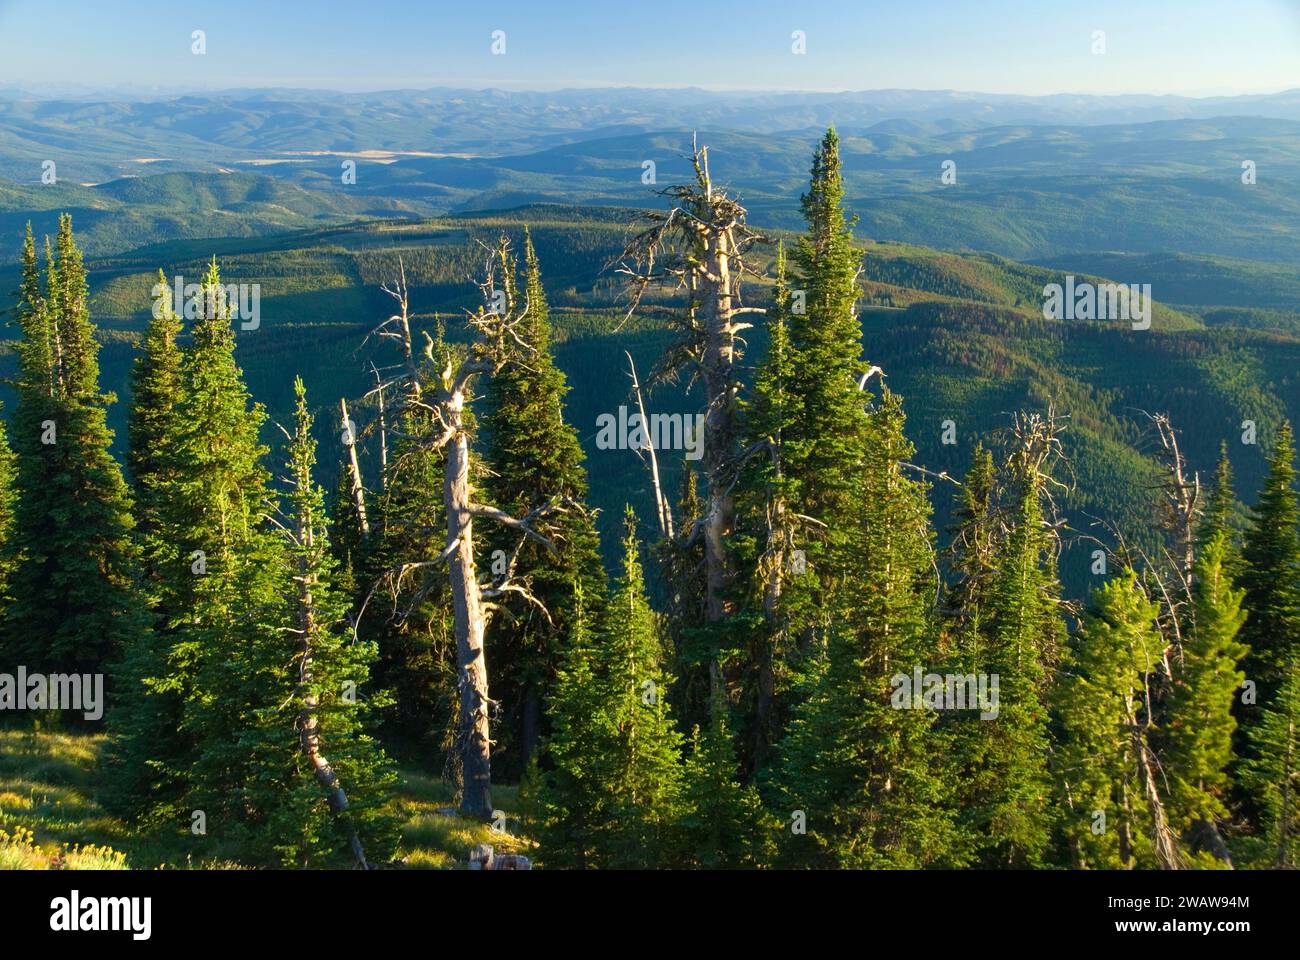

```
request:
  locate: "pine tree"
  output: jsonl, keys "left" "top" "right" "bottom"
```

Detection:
{"left": 2, "top": 216, "right": 147, "bottom": 685}
{"left": 481, "top": 228, "right": 606, "bottom": 778}
{"left": 1163, "top": 532, "right": 1247, "bottom": 864}
{"left": 1055, "top": 573, "right": 1177, "bottom": 869}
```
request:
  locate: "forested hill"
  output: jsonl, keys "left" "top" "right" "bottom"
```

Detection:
{"left": 1, "top": 202, "right": 1293, "bottom": 597}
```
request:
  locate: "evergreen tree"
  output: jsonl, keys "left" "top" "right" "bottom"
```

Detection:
{"left": 2, "top": 216, "right": 146, "bottom": 684}
{"left": 1164, "top": 532, "right": 1247, "bottom": 863}
{"left": 736, "top": 241, "right": 811, "bottom": 771}
{"left": 481, "top": 228, "right": 606, "bottom": 778}
{"left": 1200, "top": 441, "right": 1237, "bottom": 548}
{"left": 1239, "top": 422, "right": 1300, "bottom": 707}
{"left": 595, "top": 510, "right": 688, "bottom": 867}
{"left": 239, "top": 378, "right": 398, "bottom": 867}
{"left": 1055, "top": 573, "right": 1173, "bottom": 869}
{"left": 1239, "top": 654, "right": 1300, "bottom": 867}
{"left": 128, "top": 269, "right": 184, "bottom": 565}
{"left": 681, "top": 697, "right": 777, "bottom": 868}
{"left": 961, "top": 474, "right": 1059, "bottom": 867}
{"left": 774, "top": 393, "right": 962, "bottom": 868}
{"left": 527, "top": 584, "right": 607, "bottom": 868}
{"left": 0, "top": 409, "right": 16, "bottom": 611}
{"left": 107, "top": 259, "right": 283, "bottom": 832}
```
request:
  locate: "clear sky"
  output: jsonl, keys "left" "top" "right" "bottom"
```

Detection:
{"left": 1, "top": 0, "right": 1297, "bottom": 97}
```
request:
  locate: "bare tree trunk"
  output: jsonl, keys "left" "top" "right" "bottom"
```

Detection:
{"left": 444, "top": 403, "right": 493, "bottom": 820}
{"left": 700, "top": 225, "right": 738, "bottom": 622}
{"left": 340, "top": 397, "right": 370, "bottom": 539}
{"left": 1134, "top": 727, "right": 1181, "bottom": 869}
{"left": 626, "top": 351, "right": 673, "bottom": 539}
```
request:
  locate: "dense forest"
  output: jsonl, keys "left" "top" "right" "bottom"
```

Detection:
{"left": 1, "top": 128, "right": 1297, "bottom": 871}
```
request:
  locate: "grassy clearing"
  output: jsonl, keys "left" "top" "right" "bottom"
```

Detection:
{"left": 0, "top": 726, "right": 531, "bottom": 870}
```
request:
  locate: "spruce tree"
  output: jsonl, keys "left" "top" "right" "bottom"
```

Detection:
{"left": 0, "top": 409, "right": 16, "bottom": 612}
{"left": 774, "top": 393, "right": 962, "bottom": 868}
{"left": 1164, "top": 532, "right": 1247, "bottom": 863}
{"left": 240, "top": 378, "right": 398, "bottom": 867}
{"left": 1239, "top": 654, "right": 1300, "bottom": 867}
{"left": 1239, "top": 422, "right": 1300, "bottom": 707}
{"left": 481, "top": 228, "right": 606, "bottom": 778}
{"left": 527, "top": 584, "right": 608, "bottom": 868}
{"left": 681, "top": 698, "right": 777, "bottom": 868}
{"left": 2, "top": 216, "right": 146, "bottom": 684}
{"left": 962, "top": 475, "right": 1059, "bottom": 867}
{"left": 128, "top": 268, "right": 184, "bottom": 566}
{"left": 1055, "top": 573, "right": 1174, "bottom": 869}
{"left": 596, "top": 509, "right": 688, "bottom": 868}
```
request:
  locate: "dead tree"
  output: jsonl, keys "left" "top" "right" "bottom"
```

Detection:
{"left": 358, "top": 237, "right": 557, "bottom": 820}
{"left": 614, "top": 136, "right": 765, "bottom": 622}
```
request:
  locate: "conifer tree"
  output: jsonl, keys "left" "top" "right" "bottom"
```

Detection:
{"left": 1239, "top": 654, "right": 1300, "bottom": 867}
{"left": 239, "top": 378, "right": 398, "bottom": 867}
{"left": 1163, "top": 532, "right": 1247, "bottom": 864}
{"left": 681, "top": 697, "right": 777, "bottom": 868}
{"left": 107, "top": 259, "right": 283, "bottom": 828}
{"left": 527, "top": 585, "right": 607, "bottom": 868}
{"left": 1055, "top": 573, "right": 1178, "bottom": 868}
{"left": 1200, "top": 441, "right": 1237, "bottom": 548}
{"left": 964, "top": 473, "right": 1059, "bottom": 866}
{"left": 774, "top": 393, "right": 961, "bottom": 868}
{"left": 596, "top": 510, "right": 688, "bottom": 868}
{"left": 481, "top": 228, "right": 606, "bottom": 777}
{"left": 1239, "top": 422, "right": 1300, "bottom": 708}
{"left": 0, "top": 410, "right": 16, "bottom": 611}
{"left": 128, "top": 269, "right": 184, "bottom": 562}
{"left": 737, "top": 241, "right": 811, "bottom": 771}
{"left": 2, "top": 216, "right": 146, "bottom": 683}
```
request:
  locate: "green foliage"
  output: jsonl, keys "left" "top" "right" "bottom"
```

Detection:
{"left": 1, "top": 216, "right": 147, "bottom": 683}
{"left": 1054, "top": 573, "right": 1165, "bottom": 868}
{"left": 1164, "top": 533, "right": 1247, "bottom": 842}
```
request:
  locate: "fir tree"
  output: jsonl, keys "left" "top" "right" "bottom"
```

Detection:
{"left": 1164, "top": 532, "right": 1247, "bottom": 864}
{"left": 2, "top": 216, "right": 147, "bottom": 684}
{"left": 128, "top": 268, "right": 184, "bottom": 566}
{"left": 1239, "top": 654, "right": 1300, "bottom": 867}
{"left": 240, "top": 378, "right": 398, "bottom": 867}
{"left": 481, "top": 228, "right": 606, "bottom": 778}
{"left": 1055, "top": 573, "right": 1176, "bottom": 869}
{"left": 527, "top": 584, "right": 607, "bottom": 868}
{"left": 596, "top": 509, "right": 688, "bottom": 868}
{"left": 1239, "top": 422, "right": 1300, "bottom": 706}
{"left": 0, "top": 409, "right": 16, "bottom": 610}
{"left": 774, "top": 393, "right": 962, "bottom": 868}
{"left": 681, "top": 697, "right": 777, "bottom": 868}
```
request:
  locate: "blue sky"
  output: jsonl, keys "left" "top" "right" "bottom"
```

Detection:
{"left": 1, "top": 0, "right": 1297, "bottom": 96}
